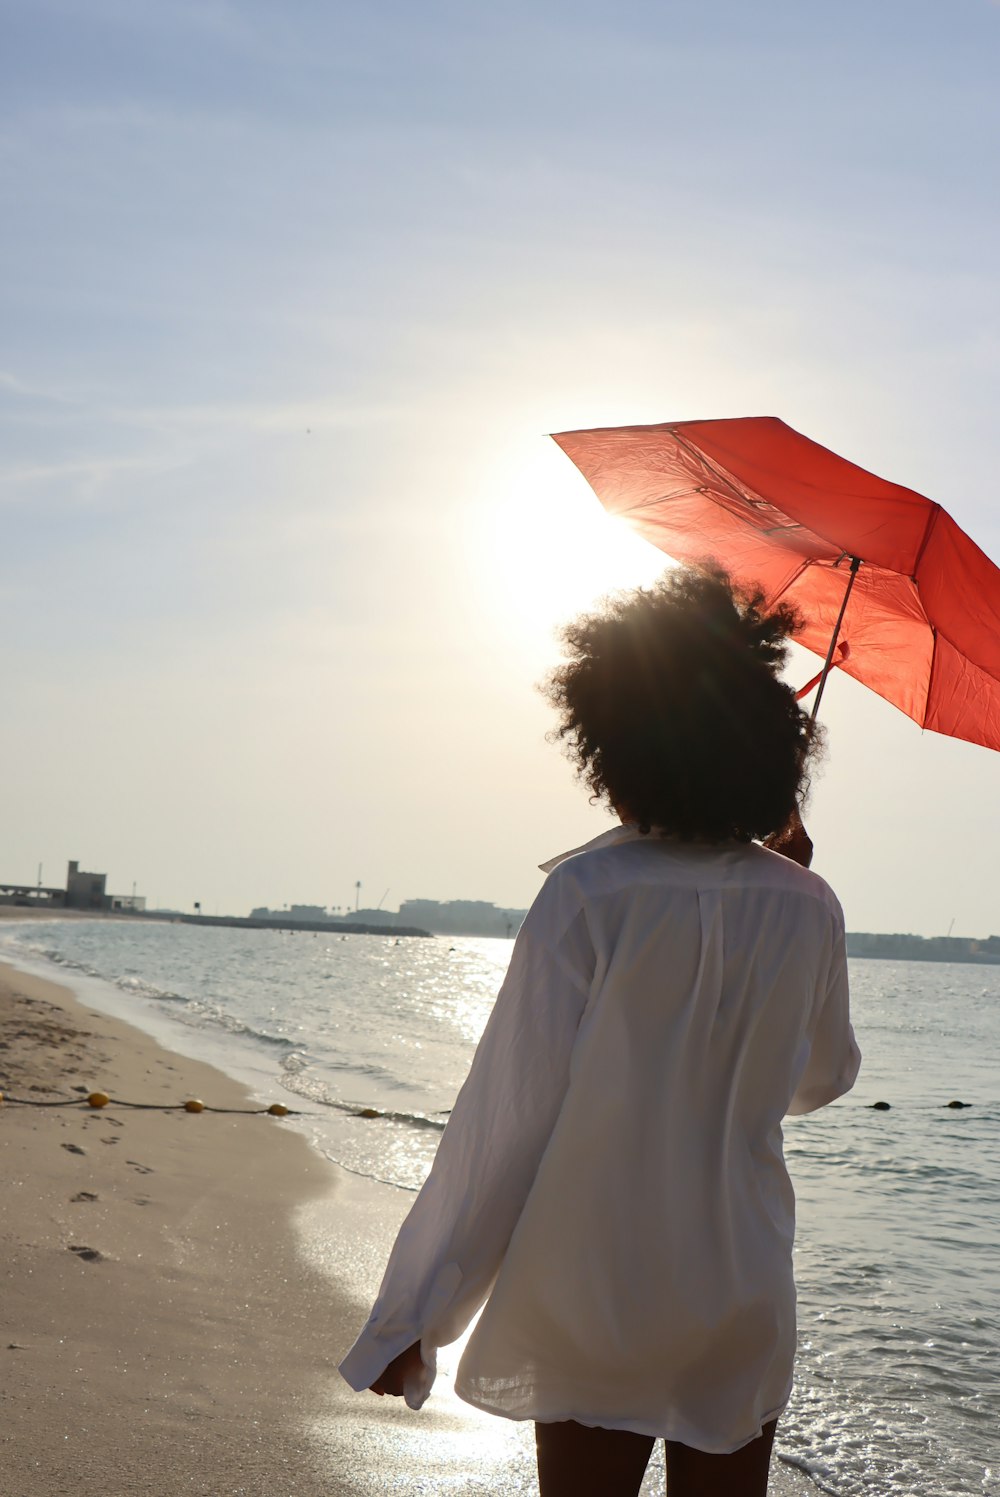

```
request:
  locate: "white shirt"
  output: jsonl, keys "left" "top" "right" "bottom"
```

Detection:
{"left": 339, "top": 826, "right": 860, "bottom": 1453}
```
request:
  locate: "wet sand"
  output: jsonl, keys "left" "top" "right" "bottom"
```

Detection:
{"left": 0, "top": 957, "right": 819, "bottom": 1495}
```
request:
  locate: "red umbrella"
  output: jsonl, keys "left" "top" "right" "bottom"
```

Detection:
{"left": 551, "top": 417, "right": 1000, "bottom": 753}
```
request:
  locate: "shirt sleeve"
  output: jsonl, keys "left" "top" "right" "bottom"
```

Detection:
{"left": 338, "top": 873, "right": 594, "bottom": 1408}
{"left": 786, "top": 913, "right": 861, "bottom": 1116}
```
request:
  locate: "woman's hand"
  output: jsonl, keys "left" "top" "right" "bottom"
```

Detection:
{"left": 369, "top": 1340, "right": 424, "bottom": 1397}
{"left": 763, "top": 807, "right": 814, "bottom": 869}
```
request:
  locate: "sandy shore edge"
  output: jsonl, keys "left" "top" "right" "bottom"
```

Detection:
{"left": 0, "top": 951, "right": 822, "bottom": 1496}
{"left": 0, "top": 958, "right": 350, "bottom": 1495}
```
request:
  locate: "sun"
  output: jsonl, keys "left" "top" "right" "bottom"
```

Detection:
{"left": 468, "top": 436, "right": 669, "bottom": 662}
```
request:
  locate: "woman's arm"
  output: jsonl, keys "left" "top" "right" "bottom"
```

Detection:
{"left": 787, "top": 916, "right": 861, "bottom": 1115}
{"left": 338, "top": 874, "right": 594, "bottom": 1406}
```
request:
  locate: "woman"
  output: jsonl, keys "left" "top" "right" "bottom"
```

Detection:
{"left": 340, "top": 566, "right": 860, "bottom": 1496}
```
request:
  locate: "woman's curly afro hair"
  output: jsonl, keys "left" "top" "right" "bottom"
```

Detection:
{"left": 542, "top": 564, "right": 820, "bottom": 843}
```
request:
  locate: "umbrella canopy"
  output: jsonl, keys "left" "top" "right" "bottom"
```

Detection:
{"left": 551, "top": 417, "right": 1000, "bottom": 753}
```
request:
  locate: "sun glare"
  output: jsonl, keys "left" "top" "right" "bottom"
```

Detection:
{"left": 470, "top": 439, "right": 668, "bottom": 661}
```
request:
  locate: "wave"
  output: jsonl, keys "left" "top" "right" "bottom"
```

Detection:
{"left": 316, "top": 1150, "right": 421, "bottom": 1193}
{"left": 166, "top": 1004, "right": 299, "bottom": 1051}
{"left": 277, "top": 1068, "right": 448, "bottom": 1132}
{"left": 775, "top": 1453, "right": 842, "bottom": 1497}
{"left": 1, "top": 939, "right": 190, "bottom": 1001}
{"left": 279, "top": 1049, "right": 405, "bottom": 1086}
{"left": 0, "top": 937, "right": 297, "bottom": 1052}
{"left": 350, "top": 1105, "right": 447, "bottom": 1132}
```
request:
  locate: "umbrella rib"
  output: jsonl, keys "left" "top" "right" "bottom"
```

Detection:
{"left": 668, "top": 428, "right": 903, "bottom": 561}
{"left": 924, "top": 624, "right": 939, "bottom": 727}
{"left": 917, "top": 604, "right": 1000, "bottom": 689}
{"left": 668, "top": 434, "right": 854, "bottom": 555}
{"left": 763, "top": 556, "right": 811, "bottom": 606}
{"left": 622, "top": 484, "right": 710, "bottom": 513}
{"left": 911, "top": 501, "right": 942, "bottom": 579}
{"left": 671, "top": 430, "right": 765, "bottom": 512}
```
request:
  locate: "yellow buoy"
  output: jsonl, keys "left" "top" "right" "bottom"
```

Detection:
{"left": 267, "top": 1103, "right": 290, "bottom": 1117}
{"left": 87, "top": 1091, "right": 110, "bottom": 1108}
{"left": 183, "top": 1098, "right": 205, "bottom": 1113}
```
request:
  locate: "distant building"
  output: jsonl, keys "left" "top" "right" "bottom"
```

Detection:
{"left": 397, "top": 899, "right": 526, "bottom": 938}
{"left": 109, "top": 892, "right": 147, "bottom": 912}
{"left": 0, "top": 861, "right": 144, "bottom": 913}
{"left": 249, "top": 903, "right": 333, "bottom": 923}
{"left": 0, "top": 879, "right": 64, "bottom": 908}
{"left": 66, "top": 861, "right": 108, "bottom": 910}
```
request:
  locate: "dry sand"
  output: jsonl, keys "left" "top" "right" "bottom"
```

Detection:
{"left": 0, "top": 957, "right": 820, "bottom": 1496}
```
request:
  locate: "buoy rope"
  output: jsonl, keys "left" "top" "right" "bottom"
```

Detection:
{"left": 0, "top": 1091, "right": 300, "bottom": 1116}
{"left": 0, "top": 1096, "right": 83, "bottom": 1107}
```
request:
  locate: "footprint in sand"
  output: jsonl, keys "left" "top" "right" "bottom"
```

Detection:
{"left": 61, "top": 1143, "right": 86, "bottom": 1155}
{"left": 126, "top": 1160, "right": 154, "bottom": 1174}
{"left": 70, "top": 1191, "right": 98, "bottom": 1203}
{"left": 100, "top": 1137, "right": 120, "bottom": 1146}
{"left": 68, "top": 1245, "right": 103, "bottom": 1262}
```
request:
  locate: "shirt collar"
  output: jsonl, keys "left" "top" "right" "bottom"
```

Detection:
{"left": 539, "top": 823, "right": 645, "bottom": 874}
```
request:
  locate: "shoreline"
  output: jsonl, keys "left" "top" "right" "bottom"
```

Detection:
{"left": 0, "top": 951, "right": 823, "bottom": 1496}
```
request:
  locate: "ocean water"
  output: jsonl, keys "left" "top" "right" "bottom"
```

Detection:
{"left": 1, "top": 918, "right": 997, "bottom": 1497}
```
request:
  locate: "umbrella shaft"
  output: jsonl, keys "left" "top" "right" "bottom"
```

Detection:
{"left": 811, "top": 557, "right": 861, "bottom": 721}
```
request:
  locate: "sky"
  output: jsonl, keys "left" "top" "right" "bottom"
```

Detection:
{"left": 3, "top": 0, "right": 999, "bottom": 935}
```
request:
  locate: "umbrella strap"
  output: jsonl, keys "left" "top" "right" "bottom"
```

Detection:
{"left": 811, "top": 556, "right": 861, "bottom": 721}
{"left": 795, "top": 641, "right": 850, "bottom": 700}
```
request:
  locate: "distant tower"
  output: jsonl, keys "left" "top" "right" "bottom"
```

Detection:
{"left": 355, "top": 880, "right": 361, "bottom": 912}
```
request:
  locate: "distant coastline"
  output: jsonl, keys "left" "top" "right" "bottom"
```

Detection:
{"left": 3, "top": 902, "right": 999, "bottom": 964}
{"left": 249, "top": 897, "right": 528, "bottom": 939}
{"left": 0, "top": 905, "right": 431, "bottom": 938}
{"left": 846, "top": 931, "right": 1000, "bottom": 965}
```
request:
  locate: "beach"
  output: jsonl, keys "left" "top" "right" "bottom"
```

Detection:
{"left": 0, "top": 959, "right": 346, "bottom": 1495}
{"left": 0, "top": 953, "right": 825, "bottom": 1497}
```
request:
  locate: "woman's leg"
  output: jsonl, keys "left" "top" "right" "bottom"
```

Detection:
{"left": 535, "top": 1420, "right": 655, "bottom": 1497}
{"left": 664, "top": 1418, "right": 778, "bottom": 1497}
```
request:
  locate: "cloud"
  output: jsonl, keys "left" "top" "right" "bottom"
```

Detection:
{"left": 18, "top": 0, "right": 248, "bottom": 43}
{"left": 110, "top": 396, "right": 405, "bottom": 436}
{"left": 0, "top": 370, "right": 81, "bottom": 406}
{"left": 0, "top": 452, "right": 185, "bottom": 507}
